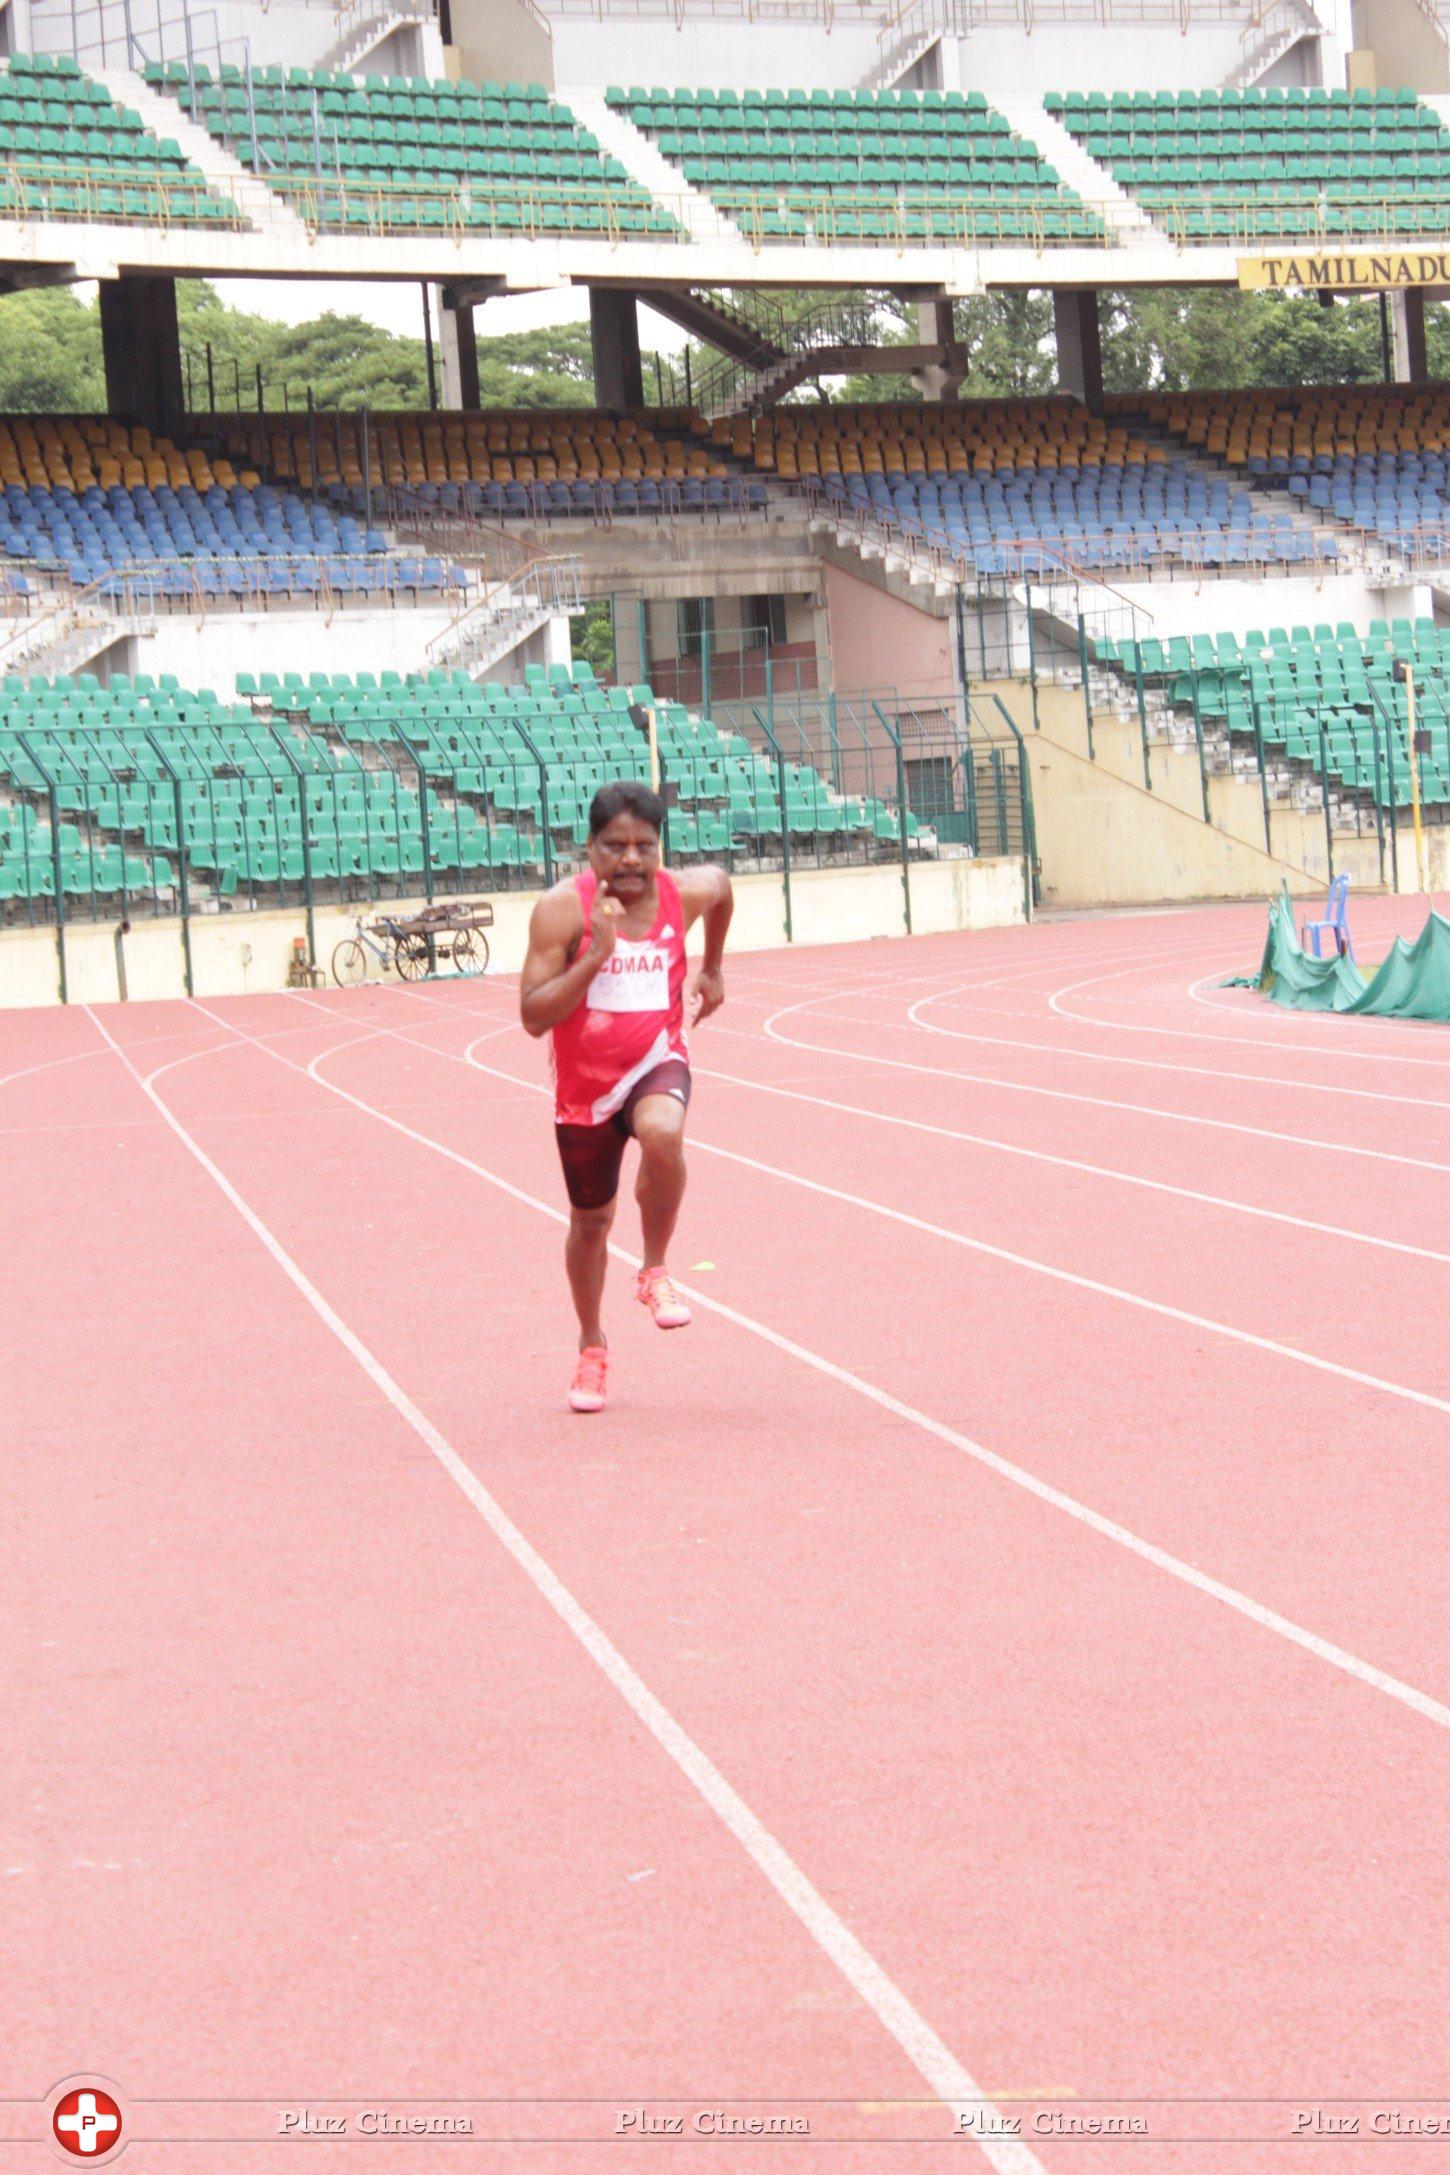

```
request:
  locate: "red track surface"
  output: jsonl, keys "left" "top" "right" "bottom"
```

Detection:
{"left": 5, "top": 899, "right": 1448, "bottom": 2172}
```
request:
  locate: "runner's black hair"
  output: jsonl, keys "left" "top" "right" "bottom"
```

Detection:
{"left": 589, "top": 780, "right": 664, "bottom": 836}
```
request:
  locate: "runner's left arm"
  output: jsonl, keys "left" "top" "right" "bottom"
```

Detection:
{"left": 678, "top": 865, "right": 733, "bottom": 1021}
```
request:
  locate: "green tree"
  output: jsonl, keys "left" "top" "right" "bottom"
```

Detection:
{"left": 178, "top": 284, "right": 597, "bottom": 409}
{"left": 571, "top": 598, "right": 615, "bottom": 675}
{"left": 0, "top": 287, "right": 105, "bottom": 409}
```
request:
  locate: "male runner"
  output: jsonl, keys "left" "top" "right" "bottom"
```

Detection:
{"left": 519, "top": 780, "right": 733, "bottom": 1413}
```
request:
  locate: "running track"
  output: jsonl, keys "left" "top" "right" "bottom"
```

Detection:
{"left": 5, "top": 898, "right": 1447, "bottom": 2170}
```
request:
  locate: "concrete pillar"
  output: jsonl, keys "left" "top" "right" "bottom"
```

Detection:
{"left": 1052, "top": 287, "right": 1104, "bottom": 413}
{"left": 589, "top": 287, "right": 643, "bottom": 411}
{"left": 437, "top": 288, "right": 480, "bottom": 409}
{"left": 912, "top": 291, "right": 955, "bottom": 402}
{"left": 1389, "top": 288, "right": 1429, "bottom": 384}
{"left": 99, "top": 274, "right": 185, "bottom": 437}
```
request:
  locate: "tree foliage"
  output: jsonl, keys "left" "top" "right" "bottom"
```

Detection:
{"left": 0, "top": 279, "right": 598, "bottom": 414}
{"left": 3, "top": 270, "right": 1450, "bottom": 420}
{"left": 0, "top": 285, "right": 106, "bottom": 410}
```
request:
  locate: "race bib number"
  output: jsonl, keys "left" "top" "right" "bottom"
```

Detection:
{"left": 588, "top": 942, "right": 670, "bottom": 1013}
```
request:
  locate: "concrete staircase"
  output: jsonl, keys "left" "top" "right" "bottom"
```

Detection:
{"left": 93, "top": 67, "right": 311, "bottom": 239}
{"left": 561, "top": 88, "right": 744, "bottom": 243}
{"left": 990, "top": 93, "right": 1162, "bottom": 246}
{"left": 1224, "top": 0, "right": 1323, "bottom": 87}
{"left": 0, "top": 592, "right": 157, "bottom": 680}
{"left": 430, "top": 555, "right": 584, "bottom": 677}
{"left": 808, "top": 504, "right": 959, "bottom": 609}
{"left": 316, "top": 0, "right": 432, "bottom": 74}
{"left": 860, "top": 26, "right": 942, "bottom": 90}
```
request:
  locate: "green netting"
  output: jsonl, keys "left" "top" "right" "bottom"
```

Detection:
{"left": 1250, "top": 885, "right": 1450, "bottom": 1020}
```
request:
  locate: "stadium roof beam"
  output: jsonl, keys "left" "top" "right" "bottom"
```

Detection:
{"left": 589, "top": 286, "right": 644, "bottom": 411}
{"left": 1052, "top": 286, "right": 1103, "bottom": 412}
{"left": 906, "top": 289, "right": 956, "bottom": 401}
{"left": 1390, "top": 289, "right": 1430, "bottom": 383}
{"left": 437, "top": 285, "right": 481, "bottom": 409}
{"left": 99, "top": 273, "right": 185, "bottom": 440}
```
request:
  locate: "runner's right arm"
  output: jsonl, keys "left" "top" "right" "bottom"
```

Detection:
{"left": 518, "top": 884, "right": 622, "bottom": 1037}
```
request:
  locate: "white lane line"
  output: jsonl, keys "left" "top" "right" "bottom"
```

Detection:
{"left": 87, "top": 1002, "right": 1046, "bottom": 2175}
{"left": 460, "top": 1045, "right": 1450, "bottom": 1421}
{"left": 0, "top": 1020, "right": 236, "bottom": 1095}
{"left": 1185, "top": 963, "right": 1450, "bottom": 1044}
{"left": 285, "top": 992, "right": 1450, "bottom": 1417}
{"left": 1046, "top": 961, "right": 1450, "bottom": 1068}
{"left": 757, "top": 1000, "right": 1450, "bottom": 1178}
{"left": 687, "top": 1061, "right": 1450, "bottom": 1269}
{"left": 198, "top": 996, "right": 1450, "bottom": 1734}
{"left": 906, "top": 989, "right": 1450, "bottom": 1112}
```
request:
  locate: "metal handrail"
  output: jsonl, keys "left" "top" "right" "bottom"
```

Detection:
{"left": 0, "top": 158, "right": 242, "bottom": 229}
{"left": 1227, "top": 0, "right": 1321, "bottom": 86}
{"left": 691, "top": 291, "right": 884, "bottom": 413}
{"left": 426, "top": 545, "right": 583, "bottom": 669}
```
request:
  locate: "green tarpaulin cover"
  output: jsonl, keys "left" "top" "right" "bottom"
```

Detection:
{"left": 1247, "top": 888, "right": 1450, "bottom": 1021}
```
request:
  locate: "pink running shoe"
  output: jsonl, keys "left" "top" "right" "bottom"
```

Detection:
{"left": 635, "top": 1266, "right": 692, "bottom": 1330}
{"left": 568, "top": 1345, "right": 609, "bottom": 1414}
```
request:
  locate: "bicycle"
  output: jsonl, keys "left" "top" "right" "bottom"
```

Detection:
{"left": 331, "top": 905, "right": 490, "bottom": 987}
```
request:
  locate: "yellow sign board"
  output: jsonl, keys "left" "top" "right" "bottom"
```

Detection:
{"left": 1239, "top": 249, "right": 1450, "bottom": 292}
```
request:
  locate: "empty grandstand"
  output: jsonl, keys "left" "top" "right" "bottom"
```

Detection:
{"left": 7, "top": 11, "right": 1449, "bottom": 2175}
{"left": 1, "top": 0, "right": 1449, "bottom": 1004}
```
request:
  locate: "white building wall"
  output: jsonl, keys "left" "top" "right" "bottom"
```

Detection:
{"left": 950, "top": 22, "right": 1247, "bottom": 94}
{"left": 546, "top": 16, "right": 1247, "bottom": 93}
{"left": 118, "top": 603, "right": 461, "bottom": 691}
{"left": 547, "top": 19, "right": 879, "bottom": 89}
{"left": 1107, "top": 570, "right": 1416, "bottom": 640}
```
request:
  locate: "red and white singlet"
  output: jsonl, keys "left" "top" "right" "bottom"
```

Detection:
{"left": 549, "top": 867, "right": 690, "bottom": 1126}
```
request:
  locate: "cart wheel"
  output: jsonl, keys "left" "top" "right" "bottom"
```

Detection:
{"left": 452, "top": 927, "right": 486, "bottom": 977}
{"left": 332, "top": 937, "right": 368, "bottom": 987}
{"left": 395, "top": 933, "right": 431, "bottom": 982}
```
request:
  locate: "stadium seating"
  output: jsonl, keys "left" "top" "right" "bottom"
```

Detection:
{"left": 0, "top": 52, "right": 235, "bottom": 225}
{"left": 204, "top": 407, "right": 770, "bottom": 518}
{"left": 0, "top": 418, "right": 463, "bottom": 594}
{"left": 608, "top": 84, "right": 1101, "bottom": 243}
{"left": 0, "top": 662, "right": 915, "bottom": 914}
{"left": 147, "top": 62, "right": 678, "bottom": 237}
{"left": 1048, "top": 86, "right": 1450, "bottom": 243}
{"left": 722, "top": 402, "right": 1331, "bottom": 572}
{"left": 215, "top": 400, "right": 1330, "bottom": 565}
{"left": 1119, "top": 387, "right": 1450, "bottom": 561}
{"left": 1095, "top": 616, "right": 1450, "bottom": 810}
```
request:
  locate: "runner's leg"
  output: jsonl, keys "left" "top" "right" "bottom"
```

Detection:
{"left": 565, "top": 1200, "right": 614, "bottom": 1351}
{"left": 632, "top": 1093, "right": 688, "bottom": 1270}
{"left": 556, "top": 1121, "right": 628, "bottom": 1351}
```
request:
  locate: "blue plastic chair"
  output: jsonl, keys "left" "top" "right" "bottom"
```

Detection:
{"left": 1302, "top": 873, "right": 1355, "bottom": 961}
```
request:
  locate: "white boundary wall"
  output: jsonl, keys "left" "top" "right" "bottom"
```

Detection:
{"left": 0, "top": 853, "right": 1025, "bottom": 1008}
{"left": 1108, "top": 572, "right": 1436, "bottom": 642}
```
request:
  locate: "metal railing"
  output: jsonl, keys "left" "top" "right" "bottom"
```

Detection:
{"left": 378, "top": 476, "right": 772, "bottom": 537}
{"left": 690, "top": 290, "right": 888, "bottom": 414}
{"left": 315, "top": 0, "right": 437, "bottom": 71}
{"left": 1226, "top": 0, "right": 1321, "bottom": 87}
{"left": 0, "top": 558, "right": 472, "bottom": 682}
{"left": 0, "top": 682, "right": 1035, "bottom": 989}
{"left": 803, "top": 481, "right": 1342, "bottom": 585}
{"left": 541, "top": 0, "right": 878, "bottom": 22}
{"left": 873, "top": 0, "right": 1252, "bottom": 48}
{"left": 10, "top": 130, "right": 1450, "bottom": 262}
{"left": 0, "top": 161, "right": 241, "bottom": 229}
{"left": 427, "top": 553, "right": 585, "bottom": 672}
{"left": 27, "top": 0, "right": 242, "bottom": 70}
{"left": 1073, "top": 640, "right": 1450, "bottom": 883}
